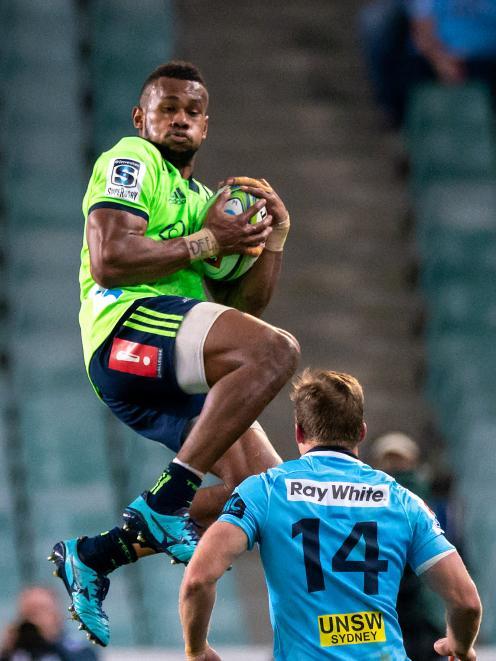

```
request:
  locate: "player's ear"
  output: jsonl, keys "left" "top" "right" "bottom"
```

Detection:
{"left": 132, "top": 106, "right": 144, "bottom": 130}
{"left": 359, "top": 422, "right": 367, "bottom": 442}
{"left": 295, "top": 422, "right": 306, "bottom": 445}
{"left": 202, "top": 115, "right": 209, "bottom": 140}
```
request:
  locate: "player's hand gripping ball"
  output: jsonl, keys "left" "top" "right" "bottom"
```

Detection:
{"left": 200, "top": 185, "right": 267, "bottom": 281}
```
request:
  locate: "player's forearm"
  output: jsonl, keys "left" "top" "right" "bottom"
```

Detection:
{"left": 180, "top": 579, "right": 217, "bottom": 656}
{"left": 180, "top": 524, "right": 248, "bottom": 656}
{"left": 425, "top": 553, "right": 482, "bottom": 655}
{"left": 218, "top": 250, "right": 283, "bottom": 317}
{"left": 446, "top": 600, "right": 482, "bottom": 656}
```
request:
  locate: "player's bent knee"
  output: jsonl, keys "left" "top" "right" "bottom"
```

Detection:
{"left": 262, "top": 328, "right": 300, "bottom": 384}
{"left": 202, "top": 309, "right": 299, "bottom": 387}
{"left": 241, "top": 327, "right": 298, "bottom": 391}
{"left": 277, "top": 328, "right": 301, "bottom": 358}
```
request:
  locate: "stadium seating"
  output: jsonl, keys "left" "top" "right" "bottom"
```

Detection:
{"left": 407, "top": 82, "right": 496, "bottom": 638}
{"left": 0, "top": 415, "right": 20, "bottom": 625}
{"left": 89, "top": 0, "right": 176, "bottom": 151}
{"left": 406, "top": 83, "right": 495, "bottom": 186}
{"left": 0, "top": 0, "right": 87, "bottom": 619}
{"left": 407, "top": 83, "right": 493, "bottom": 130}
{"left": 2, "top": 0, "right": 85, "bottom": 229}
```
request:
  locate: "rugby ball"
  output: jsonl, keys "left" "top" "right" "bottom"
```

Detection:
{"left": 200, "top": 186, "right": 267, "bottom": 281}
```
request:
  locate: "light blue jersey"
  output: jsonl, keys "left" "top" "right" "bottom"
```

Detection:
{"left": 219, "top": 448, "right": 454, "bottom": 660}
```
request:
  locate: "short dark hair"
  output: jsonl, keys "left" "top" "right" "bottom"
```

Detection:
{"left": 291, "top": 369, "right": 364, "bottom": 446}
{"left": 139, "top": 60, "right": 207, "bottom": 102}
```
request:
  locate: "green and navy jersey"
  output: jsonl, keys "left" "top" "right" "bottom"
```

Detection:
{"left": 220, "top": 449, "right": 455, "bottom": 661}
{"left": 79, "top": 136, "right": 212, "bottom": 367}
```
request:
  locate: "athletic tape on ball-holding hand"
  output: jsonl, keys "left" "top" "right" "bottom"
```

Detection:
{"left": 265, "top": 214, "right": 290, "bottom": 252}
{"left": 185, "top": 229, "right": 220, "bottom": 261}
{"left": 229, "top": 176, "right": 273, "bottom": 194}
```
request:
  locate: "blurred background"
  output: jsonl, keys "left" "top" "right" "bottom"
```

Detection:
{"left": 0, "top": 0, "right": 495, "bottom": 659}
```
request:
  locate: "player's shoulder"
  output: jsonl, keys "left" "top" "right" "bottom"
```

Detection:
{"left": 356, "top": 463, "right": 422, "bottom": 511}
{"left": 396, "top": 482, "right": 435, "bottom": 515}
{"left": 373, "top": 472, "right": 437, "bottom": 524}
{"left": 236, "top": 461, "right": 297, "bottom": 497}
{"left": 361, "top": 463, "right": 398, "bottom": 487}
{"left": 260, "top": 457, "right": 317, "bottom": 491}
{"left": 266, "top": 457, "right": 305, "bottom": 480}
{"left": 101, "top": 136, "right": 162, "bottom": 164}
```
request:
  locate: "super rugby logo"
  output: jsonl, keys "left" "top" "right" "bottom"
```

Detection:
{"left": 222, "top": 493, "right": 246, "bottom": 519}
{"left": 286, "top": 479, "right": 390, "bottom": 507}
{"left": 111, "top": 159, "right": 140, "bottom": 187}
{"left": 106, "top": 158, "right": 145, "bottom": 201}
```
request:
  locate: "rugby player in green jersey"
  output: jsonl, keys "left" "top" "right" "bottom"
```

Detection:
{"left": 48, "top": 61, "right": 299, "bottom": 646}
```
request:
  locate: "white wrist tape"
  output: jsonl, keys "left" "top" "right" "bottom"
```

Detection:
{"left": 265, "top": 214, "right": 290, "bottom": 252}
{"left": 185, "top": 229, "right": 220, "bottom": 261}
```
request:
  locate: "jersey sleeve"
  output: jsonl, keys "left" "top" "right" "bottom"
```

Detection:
{"left": 85, "top": 137, "right": 162, "bottom": 221}
{"left": 218, "top": 474, "right": 270, "bottom": 550}
{"left": 404, "top": 489, "right": 455, "bottom": 575}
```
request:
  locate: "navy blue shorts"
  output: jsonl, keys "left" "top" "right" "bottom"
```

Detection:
{"left": 89, "top": 296, "right": 207, "bottom": 452}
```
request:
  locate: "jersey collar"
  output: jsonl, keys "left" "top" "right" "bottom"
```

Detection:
{"left": 188, "top": 176, "right": 200, "bottom": 193}
{"left": 303, "top": 444, "right": 364, "bottom": 465}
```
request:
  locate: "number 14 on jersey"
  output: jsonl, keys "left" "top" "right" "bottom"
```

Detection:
{"left": 292, "top": 519, "right": 389, "bottom": 594}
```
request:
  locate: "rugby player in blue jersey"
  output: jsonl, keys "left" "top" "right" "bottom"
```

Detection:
{"left": 180, "top": 369, "right": 481, "bottom": 661}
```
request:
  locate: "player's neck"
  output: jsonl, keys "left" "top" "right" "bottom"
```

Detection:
{"left": 149, "top": 140, "right": 197, "bottom": 178}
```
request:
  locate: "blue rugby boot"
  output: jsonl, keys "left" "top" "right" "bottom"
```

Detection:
{"left": 48, "top": 538, "right": 110, "bottom": 646}
{"left": 123, "top": 492, "right": 199, "bottom": 565}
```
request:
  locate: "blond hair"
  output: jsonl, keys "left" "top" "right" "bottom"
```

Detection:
{"left": 291, "top": 369, "right": 364, "bottom": 446}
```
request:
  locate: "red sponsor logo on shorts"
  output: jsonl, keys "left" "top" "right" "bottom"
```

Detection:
{"left": 109, "top": 338, "right": 161, "bottom": 378}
